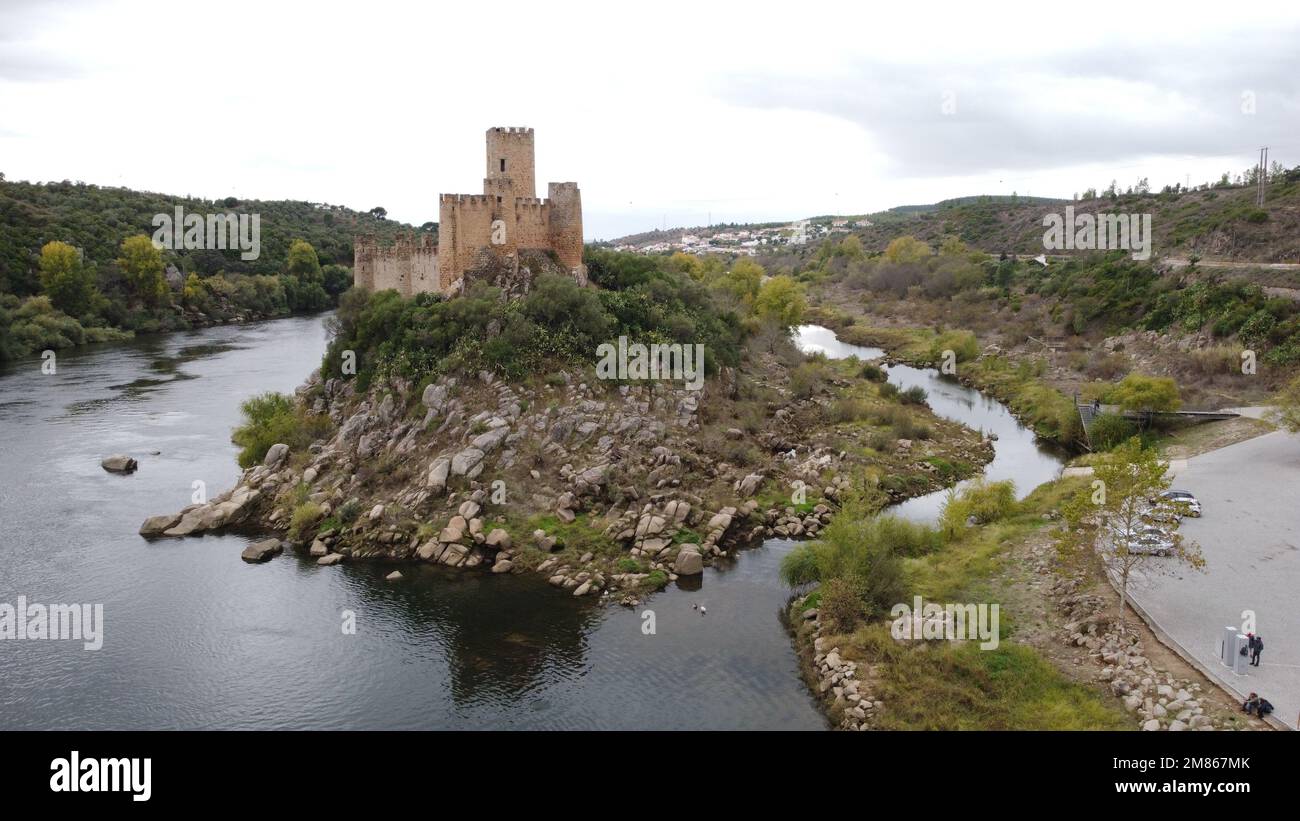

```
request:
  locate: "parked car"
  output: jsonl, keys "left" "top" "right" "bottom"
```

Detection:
{"left": 1158, "top": 490, "right": 1202, "bottom": 517}
{"left": 1109, "top": 522, "right": 1177, "bottom": 556}
{"left": 1140, "top": 503, "right": 1181, "bottom": 527}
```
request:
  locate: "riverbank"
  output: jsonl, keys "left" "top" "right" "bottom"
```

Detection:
{"left": 787, "top": 475, "right": 1265, "bottom": 731}
{"left": 140, "top": 323, "right": 995, "bottom": 610}
{"left": 806, "top": 302, "right": 1086, "bottom": 449}
{"left": 780, "top": 321, "right": 1273, "bottom": 731}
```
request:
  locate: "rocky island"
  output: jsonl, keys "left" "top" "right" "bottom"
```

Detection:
{"left": 140, "top": 248, "right": 994, "bottom": 607}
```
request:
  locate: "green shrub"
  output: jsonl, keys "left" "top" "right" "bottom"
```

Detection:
{"left": 617, "top": 557, "right": 646, "bottom": 573}
{"left": 231, "top": 391, "right": 332, "bottom": 468}
{"left": 939, "top": 480, "right": 1017, "bottom": 538}
{"left": 867, "top": 430, "right": 895, "bottom": 451}
{"left": 930, "top": 329, "right": 980, "bottom": 363}
{"left": 900, "top": 385, "right": 929, "bottom": 406}
{"left": 819, "top": 577, "right": 868, "bottom": 630}
{"left": 790, "top": 361, "right": 828, "bottom": 399}
{"left": 861, "top": 362, "right": 888, "bottom": 382}
{"left": 1087, "top": 412, "right": 1137, "bottom": 450}
{"left": 828, "top": 396, "right": 873, "bottom": 423}
{"left": 288, "top": 501, "right": 323, "bottom": 541}
{"left": 779, "top": 501, "right": 923, "bottom": 619}
{"left": 336, "top": 498, "right": 362, "bottom": 524}
{"left": 779, "top": 545, "right": 821, "bottom": 586}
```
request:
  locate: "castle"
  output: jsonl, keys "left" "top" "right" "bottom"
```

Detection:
{"left": 354, "top": 127, "right": 585, "bottom": 297}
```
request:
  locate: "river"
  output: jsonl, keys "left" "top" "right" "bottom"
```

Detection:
{"left": 0, "top": 317, "right": 1064, "bottom": 729}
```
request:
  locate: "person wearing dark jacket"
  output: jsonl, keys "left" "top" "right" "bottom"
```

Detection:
{"left": 1249, "top": 633, "right": 1263, "bottom": 666}
{"left": 1243, "top": 692, "right": 1261, "bottom": 715}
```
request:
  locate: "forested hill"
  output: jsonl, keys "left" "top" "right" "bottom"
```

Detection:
{"left": 0, "top": 177, "right": 416, "bottom": 296}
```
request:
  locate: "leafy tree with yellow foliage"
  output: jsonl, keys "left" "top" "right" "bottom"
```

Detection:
{"left": 38, "top": 241, "right": 98, "bottom": 317}
{"left": 884, "top": 235, "right": 932, "bottom": 264}
{"left": 754, "top": 275, "right": 806, "bottom": 329}
{"left": 117, "top": 235, "right": 168, "bottom": 305}
{"left": 720, "top": 257, "right": 764, "bottom": 305}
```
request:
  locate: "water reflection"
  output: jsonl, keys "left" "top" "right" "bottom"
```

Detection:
{"left": 0, "top": 316, "right": 825, "bottom": 729}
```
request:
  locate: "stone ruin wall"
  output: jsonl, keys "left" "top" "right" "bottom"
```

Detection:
{"left": 353, "top": 233, "right": 442, "bottom": 297}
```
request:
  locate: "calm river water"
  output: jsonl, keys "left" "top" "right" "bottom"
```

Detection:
{"left": 0, "top": 317, "right": 1062, "bottom": 729}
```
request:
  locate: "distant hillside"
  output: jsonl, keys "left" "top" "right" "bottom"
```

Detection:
{"left": 599, "top": 221, "right": 788, "bottom": 249}
{"left": 838, "top": 181, "right": 1300, "bottom": 261}
{"left": 0, "top": 178, "right": 418, "bottom": 296}
{"left": 608, "top": 171, "right": 1300, "bottom": 264}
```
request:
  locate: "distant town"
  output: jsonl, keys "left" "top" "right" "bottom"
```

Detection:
{"left": 607, "top": 216, "right": 872, "bottom": 256}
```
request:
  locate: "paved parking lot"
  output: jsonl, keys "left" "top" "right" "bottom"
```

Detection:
{"left": 1129, "top": 430, "right": 1300, "bottom": 729}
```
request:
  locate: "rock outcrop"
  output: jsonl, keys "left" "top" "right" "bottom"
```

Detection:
{"left": 101, "top": 455, "right": 138, "bottom": 473}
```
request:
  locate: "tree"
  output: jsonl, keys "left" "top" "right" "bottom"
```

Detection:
{"left": 321, "top": 264, "right": 353, "bottom": 297}
{"left": 182, "top": 272, "right": 208, "bottom": 309}
{"left": 285, "top": 239, "right": 322, "bottom": 284}
{"left": 939, "top": 236, "right": 970, "bottom": 257}
{"left": 753, "top": 275, "right": 806, "bottom": 328}
{"left": 1270, "top": 373, "right": 1300, "bottom": 433}
{"left": 117, "top": 234, "right": 168, "bottom": 305}
{"left": 884, "top": 235, "right": 932, "bottom": 264}
{"left": 38, "top": 241, "right": 97, "bottom": 317}
{"left": 720, "top": 258, "right": 764, "bottom": 304}
{"left": 1056, "top": 437, "right": 1204, "bottom": 627}
{"left": 667, "top": 251, "right": 703, "bottom": 279}
{"left": 837, "top": 234, "right": 863, "bottom": 258}
{"left": 368, "top": 207, "right": 387, "bottom": 220}
{"left": 1106, "top": 374, "right": 1181, "bottom": 418}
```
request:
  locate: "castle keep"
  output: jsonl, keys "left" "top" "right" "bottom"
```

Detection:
{"left": 354, "top": 127, "right": 585, "bottom": 297}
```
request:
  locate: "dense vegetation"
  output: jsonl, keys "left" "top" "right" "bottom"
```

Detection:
{"left": 787, "top": 475, "right": 1132, "bottom": 729}
{"left": 0, "top": 177, "right": 413, "bottom": 362}
{"left": 231, "top": 391, "right": 333, "bottom": 468}
{"left": 322, "top": 248, "right": 806, "bottom": 389}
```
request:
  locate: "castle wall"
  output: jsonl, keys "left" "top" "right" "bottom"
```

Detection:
{"left": 356, "top": 127, "right": 583, "bottom": 297}
{"left": 439, "top": 194, "right": 495, "bottom": 285}
{"left": 354, "top": 234, "right": 439, "bottom": 297}
{"left": 514, "top": 198, "right": 550, "bottom": 249}
{"left": 547, "top": 182, "right": 585, "bottom": 278}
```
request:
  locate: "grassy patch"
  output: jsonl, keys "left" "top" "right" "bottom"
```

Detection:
{"left": 844, "top": 623, "right": 1131, "bottom": 730}
{"left": 520, "top": 512, "right": 622, "bottom": 559}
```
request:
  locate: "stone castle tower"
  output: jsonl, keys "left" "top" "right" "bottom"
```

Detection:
{"left": 354, "top": 127, "right": 585, "bottom": 297}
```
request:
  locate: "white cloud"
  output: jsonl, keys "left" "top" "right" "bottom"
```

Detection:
{"left": 1, "top": 0, "right": 1297, "bottom": 239}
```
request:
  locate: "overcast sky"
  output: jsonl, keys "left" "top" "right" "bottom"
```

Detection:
{"left": 2, "top": 0, "right": 1298, "bottom": 239}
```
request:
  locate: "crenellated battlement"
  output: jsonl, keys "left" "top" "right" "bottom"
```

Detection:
{"left": 357, "top": 127, "right": 584, "bottom": 298}
{"left": 440, "top": 193, "right": 493, "bottom": 207}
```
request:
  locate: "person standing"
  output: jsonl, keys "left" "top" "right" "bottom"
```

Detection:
{"left": 1250, "top": 634, "right": 1264, "bottom": 667}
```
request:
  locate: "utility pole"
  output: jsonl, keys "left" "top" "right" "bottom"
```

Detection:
{"left": 1257, "top": 147, "right": 1269, "bottom": 206}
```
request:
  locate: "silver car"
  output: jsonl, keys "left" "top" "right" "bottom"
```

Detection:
{"left": 1158, "top": 490, "right": 1202, "bottom": 518}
